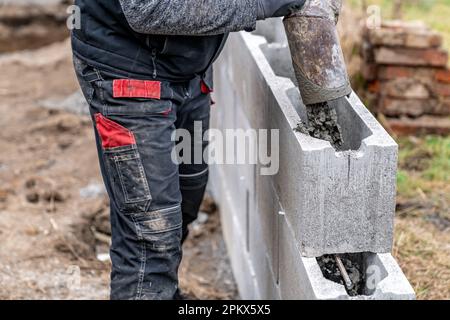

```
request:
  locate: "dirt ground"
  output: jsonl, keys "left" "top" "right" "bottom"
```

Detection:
{"left": 392, "top": 138, "right": 450, "bottom": 300}
{"left": 0, "top": 39, "right": 237, "bottom": 300}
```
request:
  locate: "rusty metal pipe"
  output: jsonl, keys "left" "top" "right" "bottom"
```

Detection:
{"left": 335, "top": 255, "right": 353, "bottom": 290}
{"left": 283, "top": 0, "right": 352, "bottom": 105}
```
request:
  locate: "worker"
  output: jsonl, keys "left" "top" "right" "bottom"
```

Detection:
{"left": 72, "top": 0, "right": 306, "bottom": 300}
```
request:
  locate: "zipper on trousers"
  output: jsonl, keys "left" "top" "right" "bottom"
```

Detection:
{"left": 151, "top": 48, "right": 157, "bottom": 79}
{"left": 183, "top": 84, "right": 191, "bottom": 98}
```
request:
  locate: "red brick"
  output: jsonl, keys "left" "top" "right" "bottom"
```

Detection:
{"left": 423, "top": 49, "right": 449, "bottom": 66}
{"left": 387, "top": 116, "right": 450, "bottom": 136}
{"left": 382, "top": 79, "right": 430, "bottom": 99}
{"left": 379, "top": 97, "right": 437, "bottom": 117}
{"left": 435, "top": 69, "right": 450, "bottom": 83}
{"left": 374, "top": 47, "right": 448, "bottom": 67}
{"left": 369, "top": 28, "right": 442, "bottom": 48}
{"left": 378, "top": 66, "right": 436, "bottom": 81}
{"left": 378, "top": 66, "right": 414, "bottom": 80}
{"left": 381, "top": 20, "right": 428, "bottom": 32}
{"left": 361, "top": 63, "right": 377, "bottom": 81}
{"left": 407, "top": 32, "right": 442, "bottom": 48}
{"left": 434, "top": 99, "right": 450, "bottom": 115}
{"left": 368, "top": 80, "right": 380, "bottom": 93}
{"left": 434, "top": 83, "right": 450, "bottom": 97}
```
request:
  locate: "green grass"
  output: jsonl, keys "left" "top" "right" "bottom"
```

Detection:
{"left": 348, "top": 0, "right": 450, "bottom": 52}
{"left": 421, "top": 136, "right": 450, "bottom": 180}
{"left": 396, "top": 135, "right": 450, "bottom": 198}
{"left": 396, "top": 169, "right": 427, "bottom": 197}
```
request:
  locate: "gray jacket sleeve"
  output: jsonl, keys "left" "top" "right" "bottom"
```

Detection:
{"left": 119, "top": 0, "right": 258, "bottom": 36}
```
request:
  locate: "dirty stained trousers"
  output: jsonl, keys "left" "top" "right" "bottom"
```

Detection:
{"left": 74, "top": 56, "right": 212, "bottom": 300}
{"left": 71, "top": 0, "right": 264, "bottom": 302}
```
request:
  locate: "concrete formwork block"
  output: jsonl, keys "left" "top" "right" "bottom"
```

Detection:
{"left": 209, "top": 165, "right": 259, "bottom": 299}
{"left": 249, "top": 173, "right": 282, "bottom": 298}
{"left": 248, "top": 203, "right": 281, "bottom": 299}
{"left": 254, "top": 175, "right": 279, "bottom": 279}
{"left": 364, "top": 253, "right": 416, "bottom": 300}
{"left": 279, "top": 216, "right": 415, "bottom": 300}
{"left": 210, "top": 18, "right": 415, "bottom": 299}
{"left": 215, "top": 22, "right": 398, "bottom": 257}
{"left": 253, "top": 20, "right": 289, "bottom": 45}
{"left": 212, "top": 164, "right": 282, "bottom": 300}
{"left": 278, "top": 89, "right": 398, "bottom": 257}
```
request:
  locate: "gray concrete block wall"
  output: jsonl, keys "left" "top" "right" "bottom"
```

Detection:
{"left": 209, "top": 19, "right": 415, "bottom": 299}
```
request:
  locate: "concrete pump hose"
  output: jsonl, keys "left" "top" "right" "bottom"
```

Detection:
{"left": 283, "top": 0, "right": 352, "bottom": 105}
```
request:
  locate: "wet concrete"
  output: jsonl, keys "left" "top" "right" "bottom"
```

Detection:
{"left": 295, "top": 101, "right": 344, "bottom": 149}
{"left": 317, "top": 253, "right": 366, "bottom": 296}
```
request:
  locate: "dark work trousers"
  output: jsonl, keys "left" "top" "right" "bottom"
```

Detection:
{"left": 73, "top": 55, "right": 211, "bottom": 300}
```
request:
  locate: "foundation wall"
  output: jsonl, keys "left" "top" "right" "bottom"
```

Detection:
{"left": 209, "top": 19, "right": 415, "bottom": 300}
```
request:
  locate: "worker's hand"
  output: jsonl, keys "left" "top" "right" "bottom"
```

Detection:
{"left": 257, "top": 0, "right": 306, "bottom": 20}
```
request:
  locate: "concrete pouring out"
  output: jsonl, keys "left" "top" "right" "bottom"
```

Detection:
{"left": 284, "top": 1, "right": 351, "bottom": 151}
{"left": 295, "top": 101, "right": 344, "bottom": 149}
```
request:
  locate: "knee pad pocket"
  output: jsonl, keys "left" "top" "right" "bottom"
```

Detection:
{"left": 133, "top": 205, "right": 182, "bottom": 251}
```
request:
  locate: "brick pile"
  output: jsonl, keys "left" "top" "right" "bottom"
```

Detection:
{"left": 361, "top": 21, "right": 450, "bottom": 135}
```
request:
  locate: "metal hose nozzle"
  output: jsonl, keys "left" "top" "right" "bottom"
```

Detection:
{"left": 284, "top": 0, "right": 351, "bottom": 105}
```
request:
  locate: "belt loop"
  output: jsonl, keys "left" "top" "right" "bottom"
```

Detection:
{"left": 85, "top": 70, "right": 102, "bottom": 83}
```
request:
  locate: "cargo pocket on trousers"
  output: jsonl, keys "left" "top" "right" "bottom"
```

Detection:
{"left": 133, "top": 205, "right": 182, "bottom": 252}
{"left": 95, "top": 113, "right": 152, "bottom": 214}
{"left": 97, "top": 79, "right": 173, "bottom": 116}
